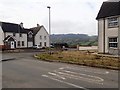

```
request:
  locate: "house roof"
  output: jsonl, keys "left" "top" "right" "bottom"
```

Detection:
{"left": 30, "top": 26, "right": 43, "bottom": 36}
{"left": 24, "top": 28, "right": 33, "bottom": 34}
{"left": 96, "top": 1, "right": 120, "bottom": 19}
{"left": 1, "top": 22, "right": 27, "bottom": 33}
{"left": 4, "top": 35, "right": 16, "bottom": 42}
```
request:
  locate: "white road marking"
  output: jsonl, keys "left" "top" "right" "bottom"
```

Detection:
{"left": 48, "top": 72, "right": 66, "bottom": 80}
{"left": 63, "top": 66, "right": 110, "bottom": 75}
{"left": 61, "top": 70, "right": 104, "bottom": 82}
{"left": 106, "top": 71, "right": 109, "bottom": 74}
{"left": 59, "top": 67, "right": 64, "bottom": 70}
{"left": 54, "top": 70, "right": 104, "bottom": 84}
{"left": 42, "top": 74, "right": 89, "bottom": 90}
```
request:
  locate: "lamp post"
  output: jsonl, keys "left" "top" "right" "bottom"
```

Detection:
{"left": 47, "top": 6, "right": 51, "bottom": 53}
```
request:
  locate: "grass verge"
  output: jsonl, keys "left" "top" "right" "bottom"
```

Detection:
{"left": 34, "top": 51, "right": 119, "bottom": 70}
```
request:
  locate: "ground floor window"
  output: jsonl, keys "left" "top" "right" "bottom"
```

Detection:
{"left": 44, "top": 42, "right": 47, "bottom": 47}
{"left": 22, "top": 41, "right": 24, "bottom": 46}
{"left": 17, "top": 41, "right": 20, "bottom": 46}
{"left": 109, "top": 37, "right": 118, "bottom": 48}
{"left": 40, "top": 42, "right": 42, "bottom": 47}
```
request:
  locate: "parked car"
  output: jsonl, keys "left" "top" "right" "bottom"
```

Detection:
{"left": 32, "top": 45, "right": 41, "bottom": 49}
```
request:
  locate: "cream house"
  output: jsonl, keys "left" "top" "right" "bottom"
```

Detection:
{"left": 96, "top": 1, "right": 120, "bottom": 55}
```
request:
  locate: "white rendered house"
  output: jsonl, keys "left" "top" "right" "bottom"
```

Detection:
{"left": 0, "top": 22, "right": 49, "bottom": 50}
{"left": 96, "top": 1, "right": 120, "bottom": 54}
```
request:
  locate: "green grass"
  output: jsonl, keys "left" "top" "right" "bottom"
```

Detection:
{"left": 35, "top": 51, "right": 119, "bottom": 70}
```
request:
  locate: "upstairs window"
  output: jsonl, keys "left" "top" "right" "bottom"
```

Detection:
{"left": 13, "top": 33, "right": 16, "bottom": 37}
{"left": 109, "top": 37, "right": 118, "bottom": 48}
{"left": 19, "top": 33, "right": 22, "bottom": 37}
{"left": 44, "top": 36, "right": 46, "bottom": 40}
{"left": 108, "top": 17, "right": 118, "bottom": 28}
{"left": 29, "top": 34, "right": 32, "bottom": 38}
{"left": 40, "top": 36, "right": 42, "bottom": 40}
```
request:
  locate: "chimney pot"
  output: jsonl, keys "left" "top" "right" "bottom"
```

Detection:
{"left": 20, "top": 22, "right": 23, "bottom": 28}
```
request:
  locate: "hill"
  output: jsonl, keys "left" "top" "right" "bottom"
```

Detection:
{"left": 51, "top": 34, "right": 98, "bottom": 47}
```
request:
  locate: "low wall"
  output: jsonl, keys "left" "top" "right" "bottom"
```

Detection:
{"left": 79, "top": 46, "right": 98, "bottom": 51}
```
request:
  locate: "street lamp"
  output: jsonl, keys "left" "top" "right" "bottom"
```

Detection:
{"left": 47, "top": 6, "right": 51, "bottom": 36}
{"left": 47, "top": 6, "right": 51, "bottom": 53}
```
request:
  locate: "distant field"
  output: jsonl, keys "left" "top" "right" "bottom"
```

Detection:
{"left": 35, "top": 51, "right": 119, "bottom": 70}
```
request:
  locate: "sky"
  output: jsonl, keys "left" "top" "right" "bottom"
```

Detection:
{"left": 0, "top": 0, "right": 114, "bottom": 35}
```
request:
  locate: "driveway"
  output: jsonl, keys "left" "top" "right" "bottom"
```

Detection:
{"left": 2, "top": 52, "right": 119, "bottom": 89}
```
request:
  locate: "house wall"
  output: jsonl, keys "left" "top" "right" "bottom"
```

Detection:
{"left": 35, "top": 27, "right": 49, "bottom": 47}
{"left": 118, "top": 16, "right": 120, "bottom": 55}
{"left": 28, "top": 42, "right": 33, "bottom": 47}
{"left": 105, "top": 18, "right": 118, "bottom": 54}
{"left": 98, "top": 19, "right": 104, "bottom": 53}
{"left": 98, "top": 16, "right": 119, "bottom": 54}
{"left": 4, "top": 32, "right": 27, "bottom": 48}
{"left": 15, "top": 33, "right": 27, "bottom": 48}
{"left": 5, "top": 32, "right": 13, "bottom": 37}
{"left": 0, "top": 26, "right": 4, "bottom": 46}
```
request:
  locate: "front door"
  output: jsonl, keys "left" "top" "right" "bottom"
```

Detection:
{"left": 11, "top": 41, "right": 15, "bottom": 49}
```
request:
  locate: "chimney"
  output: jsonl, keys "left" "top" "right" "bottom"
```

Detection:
{"left": 37, "top": 24, "right": 40, "bottom": 27}
{"left": 20, "top": 22, "right": 23, "bottom": 28}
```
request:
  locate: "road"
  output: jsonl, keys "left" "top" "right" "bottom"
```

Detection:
{"left": 2, "top": 52, "right": 119, "bottom": 89}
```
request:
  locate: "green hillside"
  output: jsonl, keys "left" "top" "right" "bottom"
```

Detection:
{"left": 51, "top": 34, "right": 98, "bottom": 47}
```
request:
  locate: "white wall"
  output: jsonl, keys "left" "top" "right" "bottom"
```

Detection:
{"left": 15, "top": 33, "right": 27, "bottom": 48}
{"left": 98, "top": 16, "right": 119, "bottom": 54}
{"left": 4, "top": 32, "right": 27, "bottom": 48}
{"left": 28, "top": 42, "right": 33, "bottom": 47}
{"left": 5, "top": 32, "right": 13, "bottom": 37}
{"left": 98, "top": 19, "right": 104, "bottom": 53}
{"left": 105, "top": 18, "right": 118, "bottom": 53}
{"left": 0, "top": 26, "right": 4, "bottom": 45}
{"left": 35, "top": 27, "right": 49, "bottom": 47}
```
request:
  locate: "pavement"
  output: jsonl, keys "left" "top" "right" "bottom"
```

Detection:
{"left": 1, "top": 52, "right": 119, "bottom": 89}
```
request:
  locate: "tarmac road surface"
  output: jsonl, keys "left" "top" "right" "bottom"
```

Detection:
{"left": 2, "top": 52, "right": 119, "bottom": 89}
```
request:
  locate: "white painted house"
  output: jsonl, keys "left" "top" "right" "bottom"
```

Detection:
{"left": 0, "top": 21, "right": 49, "bottom": 50}
{"left": 96, "top": 1, "right": 120, "bottom": 55}
{"left": 30, "top": 24, "right": 49, "bottom": 48}
{"left": 0, "top": 22, "right": 27, "bottom": 49}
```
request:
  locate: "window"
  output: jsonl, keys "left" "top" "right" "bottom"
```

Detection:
{"left": 44, "top": 36, "right": 46, "bottom": 40}
{"left": 13, "top": 33, "right": 16, "bottom": 37}
{"left": 22, "top": 41, "right": 24, "bottom": 46}
{"left": 40, "top": 36, "right": 42, "bottom": 40}
{"left": 108, "top": 17, "right": 118, "bottom": 28}
{"left": 109, "top": 37, "right": 118, "bottom": 48}
{"left": 40, "top": 42, "right": 42, "bottom": 47}
{"left": 29, "top": 34, "right": 32, "bottom": 38}
{"left": 44, "top": 42, "right": 47, "bottom": 47}
{"left": 20, "top": 33, "right": 22, "bottom": 37}
{"left": 17, "top": 41, "right": 20, "bottom": 46}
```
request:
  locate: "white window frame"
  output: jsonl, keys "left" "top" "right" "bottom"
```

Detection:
{"left": 108, "top": 17, "right": 118, "bottom": 28}
{"left": 108, "top": 37, "right": 118, "bottom": 48}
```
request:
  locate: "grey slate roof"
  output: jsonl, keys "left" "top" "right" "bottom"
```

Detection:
{"left": 96, "top": 1, "right": 120, "bottom": 19}
{"left": 1, "top": 22, "right": 27, "bottom": 33}
{"left": 30, "top": 26, "right": 43, "bottom": 36}
{"left": 24, "top": 28, "right": 33, "bottom": 34}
